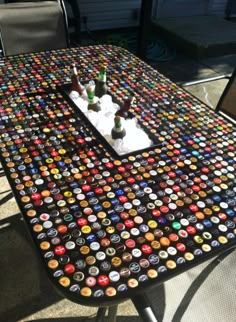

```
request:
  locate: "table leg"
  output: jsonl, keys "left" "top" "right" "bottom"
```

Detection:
{"left": 95, "top": 307, "right": 107, "bottom": 322}
{"left": 132, "top": 293, "right": 159, "bottom": 322}
{"left": 107, "top": 304, "right": 118, "bottom": 322}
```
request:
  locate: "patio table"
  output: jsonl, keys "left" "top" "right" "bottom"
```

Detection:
{"left": 0, "top": 45, "right": 235, "bottom": 321}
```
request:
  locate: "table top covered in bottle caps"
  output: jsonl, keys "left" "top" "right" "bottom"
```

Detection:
{"left": 0, "top": 45, "right": 235, "bottom": 306}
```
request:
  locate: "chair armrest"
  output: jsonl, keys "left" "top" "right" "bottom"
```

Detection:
{"left": 180, "top": 74, "right": 231, "bottom": 87}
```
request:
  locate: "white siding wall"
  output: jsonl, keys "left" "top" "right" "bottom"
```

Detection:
{"left": 154, "top": 0, "right": 210, "bottom": 18}
{"left": 208, "top": 0, "right": 228, "bottom": 16}
{"left": 153, "top": 0, "right": 228, "bottom": 19}
{"left": 78, "top": 0, "right": 141, "bottom": 31}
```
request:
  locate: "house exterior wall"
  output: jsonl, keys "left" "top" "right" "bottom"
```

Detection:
{"left": 77, "top": 0, "right": 228, "bottom": 32}
{"left": 154, "top": 0, "right": 209, "bottom": 17}
{"left": 78, "top": 0, "right": 141, "bottom": 31}
{"left": 208, "top": 0, "right": 228, "bottom": 15}
{"left": 0, "top": 0, "right": 229, "bottom": 31}
{"left": 154, "top": 0, "right": 228, "bottom": 18}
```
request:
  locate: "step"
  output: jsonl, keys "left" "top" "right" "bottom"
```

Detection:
{"left": 152, "top": 16, "right": 236, "bottom": 59}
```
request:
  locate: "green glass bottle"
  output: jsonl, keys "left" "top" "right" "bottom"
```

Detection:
{"left": 111, "top": 116, "right": 126, "bottom": 139}
{"left": 95, "top": 65, "right": 108, "bottom": 98}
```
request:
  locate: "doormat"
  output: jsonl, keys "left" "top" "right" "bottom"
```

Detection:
{"left": 105, "top": 31, "right": 176, "bottom": 62}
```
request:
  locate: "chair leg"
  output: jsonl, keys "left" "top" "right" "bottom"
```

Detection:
{"left": 107, "top": 305, "right": 118, "bottom": 322}
{"left": 67, "top": 0, "right": 81, "bottom": 44}
{"left": 95, "top": 307, "right": 107, "bottom": 322}
{"left": 131, "top": 294, "right": 159, "bottom": 322}
{"left": 137, "top": 0, "right": 153, "bottom": 59}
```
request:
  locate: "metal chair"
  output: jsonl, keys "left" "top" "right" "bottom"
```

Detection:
{"left": 3, "top": 0, "right": 81, "bottom": 46}
{"left": 181, "top": 69, "right": 236, "bottom": 120}
{"left": 0, "top": 0, "right": 69, "bottom": 56}
{"left": 64, "top": 0, "right": 81, "bottom": 45}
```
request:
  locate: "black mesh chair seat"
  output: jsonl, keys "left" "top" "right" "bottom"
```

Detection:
{"left": 0, "top": 0, "right": 69, "bottom": 56}
{"left": 3, "top": 0, "right": 81, "bottom": 47}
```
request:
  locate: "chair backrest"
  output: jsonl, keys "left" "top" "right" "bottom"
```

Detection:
{"left": 216, "top": 68, "right": 236, "bottom": 120}
{"left": 0, "top": 0, "right": 69, "bottom": 56}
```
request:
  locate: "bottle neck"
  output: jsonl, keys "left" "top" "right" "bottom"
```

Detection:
{"left": 86, "top": 81, "right": 96, "bottom": 103}
{"left": 71, "top": 65, "right": 83, "bottom": 95}
{"left": 88, "top": 91, "right": 95, "bottom": 103}
{"left": 114, "top": 117, "right": 123, "bottom": 132}
{"left": 99, "top": 74, "right": 106, "bottom": 82}
{"left": 71, "top": 64, "right": 78, "bottom": 76}
{"left": 98, "top": 67, "right": 106, "bottom": 82}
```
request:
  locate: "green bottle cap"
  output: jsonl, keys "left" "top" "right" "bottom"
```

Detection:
{"left": 172, "top": 222, "right": 181, "bottom": 230}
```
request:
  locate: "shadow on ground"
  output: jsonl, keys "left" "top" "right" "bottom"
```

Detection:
{"left": 0, "top": 214, "right": 62, "bottom": 322}
{"left": 0, "top": 213, "right": 166, "bottom": 322}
